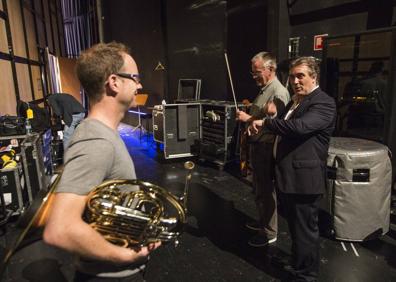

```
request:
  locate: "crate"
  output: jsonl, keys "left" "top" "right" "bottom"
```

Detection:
{"left": 199, "top": 102, "right": 241, "bottom": 167}
{"left": 0, "top": 134, "right": 28, "bottom": 154}
{"left": 152, "top": 103, "right": 200, "bottom": 159}
{"left": 41, "top": 129, "right": 53, "bottom": 175}
{"left": 21, "top": 133, "right": 49, "bottom": 201}
{"left": 0, "top": 163, "right": 30, "bottom": 214}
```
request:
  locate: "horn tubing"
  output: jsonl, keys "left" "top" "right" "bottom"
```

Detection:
{"left": 84, "top": 178, "right": 188, "bottom": 247}
{"left": 181, "top": 161, "right": 195, "bottom": 210}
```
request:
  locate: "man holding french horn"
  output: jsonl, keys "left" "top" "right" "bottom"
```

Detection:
{"left": 44, "top": 42, "right": 161, "bottom": 281}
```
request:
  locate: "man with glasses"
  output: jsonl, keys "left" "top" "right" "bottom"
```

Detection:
{"left": 44, "top": 42, "right": 160, "bottom": 281}
{"left": 236, "top": 51, "right": 290, "bottom": 247}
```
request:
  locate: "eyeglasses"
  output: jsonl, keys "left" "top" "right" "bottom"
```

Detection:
{"left": 250, "top": 65, "right": 273, "bottom": 77}
{"left": 116, "top": 73, "right": 141, "bottom": 84}
{"left": 250, "top": 68, "right": 270, "bottom": 77}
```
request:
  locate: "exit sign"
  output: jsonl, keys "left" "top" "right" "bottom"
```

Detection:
{"left": 314, "top": 34, "right": 328, "bottom": 51}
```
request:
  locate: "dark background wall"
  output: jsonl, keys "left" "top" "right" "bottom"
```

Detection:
{"left": 227, "top": 0, "right": 268, "bottom": 103}
{"left": 165, "top": 0, "right": 227, "bottom": 102}
{"left": 102, "top": 0, "right": 166, "bottom": 107}
{"left": 281, "top": 0, "right": 395, "bottom": 60}
{"left": 101, "top": 0, "right": 268, "bottom": 105}
{"left": 101, "top": 0, "right": 396, "bottom": 107}
{"left": 100, "top": 0, "right": 396, "bottom": 172}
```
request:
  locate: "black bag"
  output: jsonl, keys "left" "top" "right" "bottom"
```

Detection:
{"left": 17, "top": 101, "right": 50, "bottom": 132}
{"left": 0, "top": 116, "right": 26, "bottom": 136}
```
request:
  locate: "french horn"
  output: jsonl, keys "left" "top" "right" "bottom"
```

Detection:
{"left": 83, "top": 161, "right": 195, "bottom": 248}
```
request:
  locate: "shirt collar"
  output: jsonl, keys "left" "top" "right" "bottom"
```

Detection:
{"left": 292, "top": 85, "right": 319, "bottom": 103}
{"left": 259, "top": 77, "right": 276, "bottom": 94}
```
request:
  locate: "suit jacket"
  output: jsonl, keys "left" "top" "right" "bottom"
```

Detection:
{"left": 265, "top": 88, "right": 336, "bottom": 194}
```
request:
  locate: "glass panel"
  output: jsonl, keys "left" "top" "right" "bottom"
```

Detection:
{"left": 359, "top": 32, "right": 391, "bottom": 59}
{"left": 327, "top": 36, "right": 355, "bottom": 59}
{"left": 325, "top": 30, "right": 393, "bottom": 143}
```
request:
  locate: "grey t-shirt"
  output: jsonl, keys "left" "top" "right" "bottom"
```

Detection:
{"left": 56, "top": 118, "right": 136, "bottom": 194}
{"left": 55, "top": 118, "right": 142, "bottom": 278}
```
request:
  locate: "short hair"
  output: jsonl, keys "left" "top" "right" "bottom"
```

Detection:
{"left": 251, "top": 51, "right": 277, "bottom": 71}
{"left": 290, "top": 56, "right": 320, "bottom": 82}
{"left": 76, "top": 42, "right": 130, "bottom": 103}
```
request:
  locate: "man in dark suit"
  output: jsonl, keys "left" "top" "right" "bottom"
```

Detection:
{"left": 250, "top": 57, "right": 336, "bottom": 281}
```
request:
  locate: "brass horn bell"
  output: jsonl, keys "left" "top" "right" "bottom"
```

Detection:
{"left": 83, "top": 161, "right": 194, "bottom": 248}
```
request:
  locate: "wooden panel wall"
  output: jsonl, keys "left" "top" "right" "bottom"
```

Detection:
{"left": 16, "top": 63, "right": 33, "bottom": 102}
{"left": 23, "top": 7, "right": 39, "bottom": 61}
{"left": 0, "top": 0, "right": 66, "bottom": 116}
{"left": 31, "top": 65, "right": 44, "bottom": 99}
{"left": 7, "top": 0, "right": 26, "bottom": 57}
{"left": 58, "top": 57, "right": 81, "bottom": 103}
{"left": 0, "top": 18, "right": 7, "bottom": 53}
{"left": 0, "top": 60, "right": 17, "bottom": 115}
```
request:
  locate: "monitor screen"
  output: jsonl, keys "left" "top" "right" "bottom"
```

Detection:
{"left": 177, "top": 79, "right": 201, "bottom": 100}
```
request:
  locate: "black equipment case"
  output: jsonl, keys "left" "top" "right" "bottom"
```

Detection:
{"left": 0, "top": 116, "right": 26, "bottom": 136}
{"left": 152, "top": 103, "right": 200, "bottom": 159}
{"left": 198, "top": 101, "right": 241, "bottom": 167}
{"left": 0, "top": 163, "right": 30, "bottom": 214}
{"left": 20, "top": 133, "right": 49, "bottom": 201}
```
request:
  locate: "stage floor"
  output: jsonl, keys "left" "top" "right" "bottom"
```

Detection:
{"left": 1, "top": 123, "right": 396, "bottom": 281}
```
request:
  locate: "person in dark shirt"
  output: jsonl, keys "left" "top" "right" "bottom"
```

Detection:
{"left": 47, "top": 93, "right": 86, "bottom": 150}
